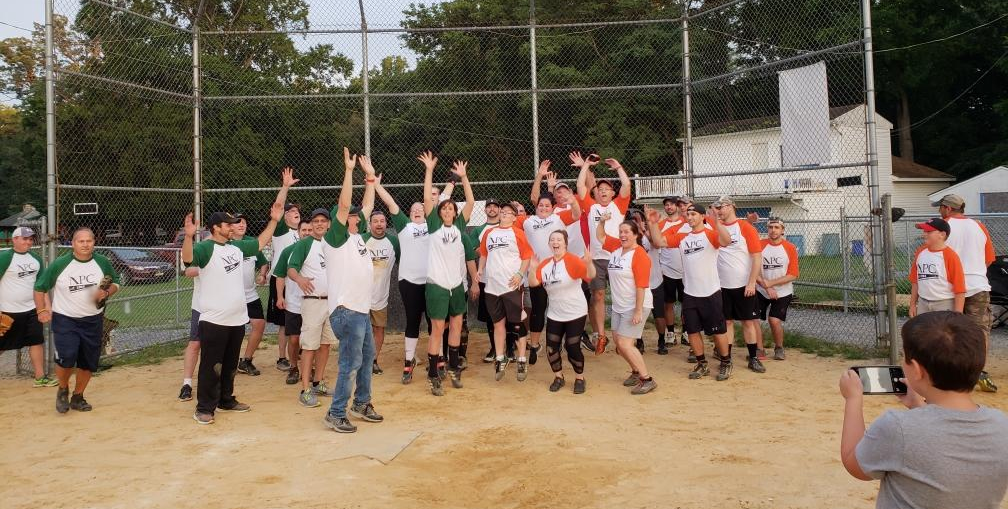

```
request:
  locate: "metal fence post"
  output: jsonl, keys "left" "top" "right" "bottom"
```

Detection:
{"left": 44, "top": 0, "right": 57, "bottom": 376}
{"left": 175, "top": 250, "right": 181, "bottom": 324}
{"left": 359, "top": 0, "right": 371, "bottom": 156}
{"left": 192, "top": 17, "right": 203, "bottom": 223}
{"left": 882, "top": 194, "right": 900, "bottom": 364}
{"left": 861, "top": 0, "right": 886, "bottom": 346}
{"left": 681, "top": 3, "right": 695, "bottom": 197}
{"left": 529, "top": 0, "right": 540, "bottom": 174}
{"left": 841, "top": 206, "right": 849, "bottom": 312}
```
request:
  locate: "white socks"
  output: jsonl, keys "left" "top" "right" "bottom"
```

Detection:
{"left": 404, "top": 337, "right": 418, "bottom": 362}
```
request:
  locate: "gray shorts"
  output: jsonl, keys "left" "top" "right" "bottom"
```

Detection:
{"left": 589, "top": 258, "right": 609, "bottom": 292}
{"left": 918, "top": 298, "right": 955, "bottom": 314}
{"left": 189, "top": 309, "right": 201, "bottom": 341}
{"left": 610, "top": 308, "right": 650, "bottom": 339}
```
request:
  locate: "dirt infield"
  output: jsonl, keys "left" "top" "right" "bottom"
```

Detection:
{"left": 1, "top": 333, "right": 1006, "bottom": 509}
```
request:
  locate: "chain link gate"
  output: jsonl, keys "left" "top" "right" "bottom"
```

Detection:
{"left": 22, "top": 0, "right": 901, "bottom": 374}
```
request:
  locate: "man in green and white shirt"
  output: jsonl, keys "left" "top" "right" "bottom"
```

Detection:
{"left": 0, "top": 227, "right": 54, "bottom": 388}
{"left": 231, "top": 213, "right": 270, "bottom": 377}
{"left": 182, "top": 181, "right": 286, "bottom": 425}
{"left": 361, "top": 185, "right": 401, "bottom": 376}
{"left": 34, "top": 227, "right": 120, "bottom": 413}
{"left": 266, "top": 169, "right": 301, "bottom": 372}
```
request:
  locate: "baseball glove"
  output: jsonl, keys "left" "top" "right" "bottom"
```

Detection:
{"left": 96, "top": 275, "right": 114, "bottom": 308}
{"left": 594, "top": 333, "right": 608, "bottom": 356}
{"left": 0, "top": 313, "right": 13, "bottom": 337}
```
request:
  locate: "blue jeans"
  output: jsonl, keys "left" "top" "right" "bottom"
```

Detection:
{"left": 327, "top": 306, "right": 375, "bottom": 418}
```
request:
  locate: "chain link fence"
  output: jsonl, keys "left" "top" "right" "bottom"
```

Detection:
{"left": 10, "top": 0, "right": 903, "bottom": 374}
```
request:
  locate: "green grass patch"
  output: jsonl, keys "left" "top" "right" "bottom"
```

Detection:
{"left": 100, "top": 334, "right": 279, "bottom": 369}
{"left": 731, "top": 326, "right": 884, "bottom": 360}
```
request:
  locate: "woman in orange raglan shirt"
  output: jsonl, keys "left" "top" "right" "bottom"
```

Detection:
{"left": 909, "top": 218, "right": 966, "bottom": 317}
{"left": 595, "top": 211, "right": 656, "bottom": 395}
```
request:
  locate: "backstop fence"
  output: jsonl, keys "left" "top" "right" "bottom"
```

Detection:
{"left": 10, "top": 0, "right": 905, "bottom": 374}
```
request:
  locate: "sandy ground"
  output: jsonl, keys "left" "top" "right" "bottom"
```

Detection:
{"left": 1, "top": 332, "right": 1006, "bottom": 509}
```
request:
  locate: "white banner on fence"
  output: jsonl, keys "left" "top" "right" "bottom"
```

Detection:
{"left": 779, "top": 61, "right": 830, "bottom": 167}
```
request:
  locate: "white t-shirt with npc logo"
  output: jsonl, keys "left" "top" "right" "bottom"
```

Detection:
{"left": 392, "top": 212, "right": 430, "bottom": 285}
{"left": 600, "top": 237, "right": 653, "bottom": 314}
{"left": 757, "top": 239, "right": 800, "bottom": 298}
{"left": 663, "top": 227, "right": 722, "bottom": 298}
{"left": 479, "top": 225, "right": 533, "bottom": 296}
{"left": 716, "top": 220, "right": 762, "bottom": 289}
{"left": 658, "top": 217, "right": 686, "bottom": 279}
{"left": 189, "top": 239, "right": 259, "bottom": 326}
{"left": 34, "top": 252, "right": 120, "bottom": 318}
{"left": 578, "top": 194, "right": 631, "bottom": 260}
{"left": 324, "top": 213, "right": 374, "bottom": 314}
{"left": 536, "top": 253, "right": 590, "bottom": 322}
{"left": 272, "top": 242, "right": 304, "bottom": 314}
{"left": 522, "top": 210, "right": 578, "bottom": 261}
{"left": 285, "top": 237, "right": 328, "bottom": 298}
{"left": 426, "top": 211, "right": 469, "bottom": 290}
{"left": 364, "top": 233, "right": 400, "bottom": 310}
{"left": 0, "top": 249, "right": 42, "bottom": 312}
{"left": 910, "top": 246, "right": 966, "bottom": 301}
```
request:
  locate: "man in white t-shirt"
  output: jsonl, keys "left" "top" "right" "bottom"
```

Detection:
{"left": 231, "top": 213, "right": 270, "bottom": 377}
{"left": 657, "top": 196, "right": 687, "bottom": 354}
{"left": 267, "top": 171, "right": 301, "bottom": 372}
{"left": 322, "top": 148, "right": 384, "bottom": 434}
{"left": 933, "top": 193, "right": 999, "bottom": 392}
{"left": 273, "top": 219, "right": 313, "bottom": 386}
{"left": 1, "top": 227, "right": 54, "bottom": 387}
{"left": 360, "top": 202, "right": 400, "bottom": 376}
{"left": 34, "top": 227, "right": 121, "bottom": 413}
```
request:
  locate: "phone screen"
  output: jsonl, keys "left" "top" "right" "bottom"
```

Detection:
{"left": 852, "top": 366, "right": 907, "bottom": 395}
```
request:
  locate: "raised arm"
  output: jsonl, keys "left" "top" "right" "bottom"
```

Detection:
{"left": 709, "top": 211, "right": 731, "bottom": 246}
{"left": 572, "top": 151, "right": 591, "bottom": 200}
{"left": 336, "top": 147, "right": 357, "bottom": 225}
{"left": 375, "top": 180, "right": 400, "bottom": 216}
{"left": 274, "top": 166, "right": 299, "bottom": 207}
{"left": 584, "top": 245, "right": 596, "bottom": 279}
{"left": 256, "top": 202, "right": 283, "bottom": 250}
{"left": 606, "top": 158, "right": 632, "bottom": 199}
{"left": 454, "top": 160, "right": 475, "bottom": 221}
{"left": 595, "top": 211, "right": 612, "bottom": 243}
{"left": 359, "top": 156, "right": 377, "bottom": 218}
{"left": 530, "top": 160, "right": 550, "bottom": 204}
{"left": 419, "top": 150, "right": 438, "bottom": 216}
{"left": 181, "top": 213, "right": 197, "bottom": 265}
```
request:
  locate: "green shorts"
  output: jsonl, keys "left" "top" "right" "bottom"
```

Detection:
{"left": 426, "top": 283, "right": 467, "bottom": 319}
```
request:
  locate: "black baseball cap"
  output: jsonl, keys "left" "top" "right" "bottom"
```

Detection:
{"left": 685, "top": 204, "right": 706, "bottom": 215}
{"left": 349, "top": 205, "right": 362, "bottom": 216}
{"left": 233, "top": 212, "right": 249, "bottom": 222}
{"left": 485, "top": 197, "right": 501, "bottom": 207}
{"left": 283, "top": 203, "right": 300, "bottom": 212}
{"left": 595, "top": 179, "right": 615, "bottom": 190}
{"left": 208, "top": 212, "right": 241, "bottom": 227}
{"left": 309, "top": 208, "right": 331, "bottom": 220}
{"left": 915, "top": 217, "right": 950, "bottom": 235}
{"left": 662, "top": 195, "right": 681, "bottom": 205}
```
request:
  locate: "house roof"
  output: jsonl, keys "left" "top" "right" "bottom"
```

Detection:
{"left": 693, "top": 104, "right": 861, "bottom": 137}
{"left": 928, "top": 166, "right": 1008, "bottom": 200}
{"left": 891, "top": 156, "right": 954, "bottom": 180}
{"left": 0, "top": 205, "right": 43, "bottom": 228}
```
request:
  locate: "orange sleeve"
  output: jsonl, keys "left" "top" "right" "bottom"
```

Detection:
{"left": 478, "top": 227, "right": 492, "bottom": 257}
{"left": 662, "top": 229, "right": 681, "bottom": 248}
{"left": 943, "top": 248, "right": 967, "bottom": 294}
{"left": 630, "top": 249, "right": 651, "bottom": 288}
{"left": 564, "top": 253, "right": 588, "bottom": 280}
{"left": 613, "top": 194, "right": 631, "bottom": 214}
{"left": 514, "top": 214, "right": 528, "bottom": 229}
{"left": 909, "top": 246, "right": 924, "bottom": 283}
{"left": 704, "top": 228, "right": 721, "bottom": 248}
{"left": 602, "top": 234, "right": 621, "bottom": 253}
{"left": 784, "top": 241, "right": 800, "bottom": 277}
{"left": 576, "top": 193, "right": 595, "bottom": 210}
{"left": 514, "top": 228, "right": 533, "bottom": 260}
{"left": 536, "top": 258, "right": 550, "bottom": 283}
{"left": 740, "top": 222, "right": 762, "bottom": 254}
{"left": 977, "top": 221, "right": 996, "bottom": 266}
{"left": 760, "top": 238, "right": 771, "bottom": 249}
{"left": 557, "top": 208, "right": 576, "bottom": 225}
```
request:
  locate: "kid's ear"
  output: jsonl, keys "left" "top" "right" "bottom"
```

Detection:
{"left": 905, "top": 358, "right": 928, "bottom": 384}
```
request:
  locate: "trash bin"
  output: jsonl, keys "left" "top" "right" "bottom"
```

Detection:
{"left": 820, "top": 233, "right": 840, "bottom": 256}
{"left": 851, "top": 239, "right": 864, "bottom": 256}
{"left": 785, "top": 235, "right": 805, "bottom": 256}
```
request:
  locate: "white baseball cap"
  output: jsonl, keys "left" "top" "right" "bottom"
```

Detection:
{"left": 12, "top": 226, "right": 35, "bottom": 238}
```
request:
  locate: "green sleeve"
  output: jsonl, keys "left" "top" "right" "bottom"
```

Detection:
{"left": 391, "top": 211, "right": 408, "bottom": 231}
{"left": 94, "top": 254, "right": 121, "bottom": 285}
{"left": 273, "top": 220, "right": 290, "bottom": 237}
{"left": 29, "top": 250, "right": 43, "bottom": 266}
{"left": 34, "top": 253, "right": 73, "bottom": 292}
{"left": 191, "top": 240, "right": 215, "bottom": 269}
{"left": 360, "top": 232, "right": 372, "bottom": 242}
{"left": 462, "top": 232, "right": 477, "bottom": 262}
{"left": 273, "top": 243, "right": 296, "bottom": 278}
{"left": 0, "top": 250, "right": 12, "bottom": 282}
{"left": 285, "top": 237, "right": 313, "bottom": 272}
{"left": 324, "top": 214, "right": 350, "bottom": 248}
{"left": 426, "top": 209, "right": 443, "bottom": 232}
{"left": 388, "top": 234, "right": 401, "bottom": 262}
{"left": 255, "top": 251, "right": 268, "bottom": 269}
{"left": 233, "top": 238, "right": 260, "bottom": 257}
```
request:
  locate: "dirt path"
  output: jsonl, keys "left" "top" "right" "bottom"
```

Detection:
{"left": 1, "top": 333, "right": 1006, "bottom": 509}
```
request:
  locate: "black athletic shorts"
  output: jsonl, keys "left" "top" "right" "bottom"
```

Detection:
{"left": 682, "top": 292, "right": 727, "bottom": 336}
{"left": 189, "top": 309, "right": 201, "bottom": 342}
{"left": 246, "top": 299, "right": 265, "bottom": 321}
{"left": 0, "top": 310, "right": 44, "bottom": 350}
{"left": 267, "top": 275, "right": 286, "bottom": 326}
{"left": 52, "top": 312, "right": 103, "bottom": 372}
{"left": 485, "top": 289, "right": 524, "bottom": 324}
{"left": 758, "top": 293, "right": 793, "bottom": 322}
{"left": 284, "top": 310, "right": 303, "bottom": 336}
{"left": 650, "top": 286, "right": 665, "bottom": 320}
{"left": 476, "top": 282, "right": 491, "bottom": 323}
{"left": 662, "top": 276, "right": 685, "bottom": 305}
{"left": 721, "top": 286, "right": 760, "bottom": 321}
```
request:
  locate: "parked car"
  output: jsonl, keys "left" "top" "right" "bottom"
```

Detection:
{"left": 103, "top": 248, "right": 176, "bottom": 285}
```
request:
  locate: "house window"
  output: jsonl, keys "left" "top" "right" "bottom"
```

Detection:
{"left": 981, "top": 192, "right": 1008, "bottom": 213}
{"left": 752, "top": 142, "right": 768, "bottom": 170}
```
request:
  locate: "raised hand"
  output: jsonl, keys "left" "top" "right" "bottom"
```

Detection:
{"left": 450, "top": 160, "right": 468, "bottom": 179}
{"left": 417, "top": 150, "right": 438, "bottom": 172}
{"left": 746, "top": 211, "right": 759, "bottom": 224}
{"left": 601, "top": 211, "right": 612, "bottom": 222}
{"left": 281, "top": 166, "right": 299, "bottom": 188}
{"left": 604, "top": 158, "right": 622, "bottom": 171}
{"left": 269, "top": 201, "right": 283, "bottom": 222}
{"left": 343, "top": 147, "right": 357, "bottom": 172}
{"left": 568, "top": 151, "right": 586, "bottom": 168}
{"left": 359, "top": 154, "right": 376, "bottom": 176}
{"left": 545, "top": 171, "right": 558, "bottom": 190}
{"left": 538, "top": 159, "right": 552, "bottom": 177}
{"left": 183, "top": 213, "right": 197, "bottom": 237}
{"left": 643, "top": 205, "right": 661, "bottom": 223}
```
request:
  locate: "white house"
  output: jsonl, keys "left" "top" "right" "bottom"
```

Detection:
{"left": 637, "top": 105, "right": 952, "bottom": 254}
{"left": 927, "top": 166, "right": 1008, "bottom": 214}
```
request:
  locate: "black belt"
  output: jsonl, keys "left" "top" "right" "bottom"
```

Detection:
{"left": 302, "top": 296, "right": 328, "bottom": 299}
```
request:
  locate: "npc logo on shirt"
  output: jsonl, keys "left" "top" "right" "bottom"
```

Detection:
{"left": 355, "top": 237, "right": 368, "bottom": 256}
{"left": 608, "top": 258, "right": 626, "bottom": 271}
{"left": 370, "top": 247, "right": 392, "bottom": 267}
{"left": 412, "top": 227, "right": 429, "bottom": 238}
{"left": 67, "top": 274, "right": 98, "bottom": 293}
{"left": 318, "top": 252, "right": 326, "bottom": 269}
{"left": 916, "top": 263, "right": 939, "bottom": 281}
{"left": 682, "top": 239, "right": 705, "bottom": 255}
{"left": 487, "top": 236, "right": 510, "bottom": 252}
{"left": 221, "top": 254, "right": 241, "bottom": 274}
{"left": 440, "top": 229, "right": 459, "bottom": 244}
{"left": 529, "top": 217, "right": 555, "bottom": 231}
{"left": 16, "top": 263, "right": 38, "bottom": 279}
{"left": 763, "top": 256, "right": 784, "bottom": 270}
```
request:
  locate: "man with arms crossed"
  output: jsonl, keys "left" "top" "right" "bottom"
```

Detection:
{"left": 34, "top": 227, "right": 120, "bottom": 412}
{"left": 0, "top": 227, "right": 55, "bottom": 387}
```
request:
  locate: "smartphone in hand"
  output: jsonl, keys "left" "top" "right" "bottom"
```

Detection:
{"left": 851, "top": 365, "right": 908, "bottom": 395}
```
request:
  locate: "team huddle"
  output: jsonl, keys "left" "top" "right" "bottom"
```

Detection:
{"left": 4, "top": 151, "right": 998, "bottom": 432}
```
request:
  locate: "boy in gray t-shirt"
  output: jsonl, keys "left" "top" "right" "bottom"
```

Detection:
{"left": 839, "top": 311, "right": 1008, "bottom": 509}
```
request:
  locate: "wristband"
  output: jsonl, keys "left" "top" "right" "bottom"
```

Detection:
{"left": 38, "top": 308, "right": 49, "bottom": 313}
{"left": 366, "top": 177, "right": 376, "bottom": 183}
